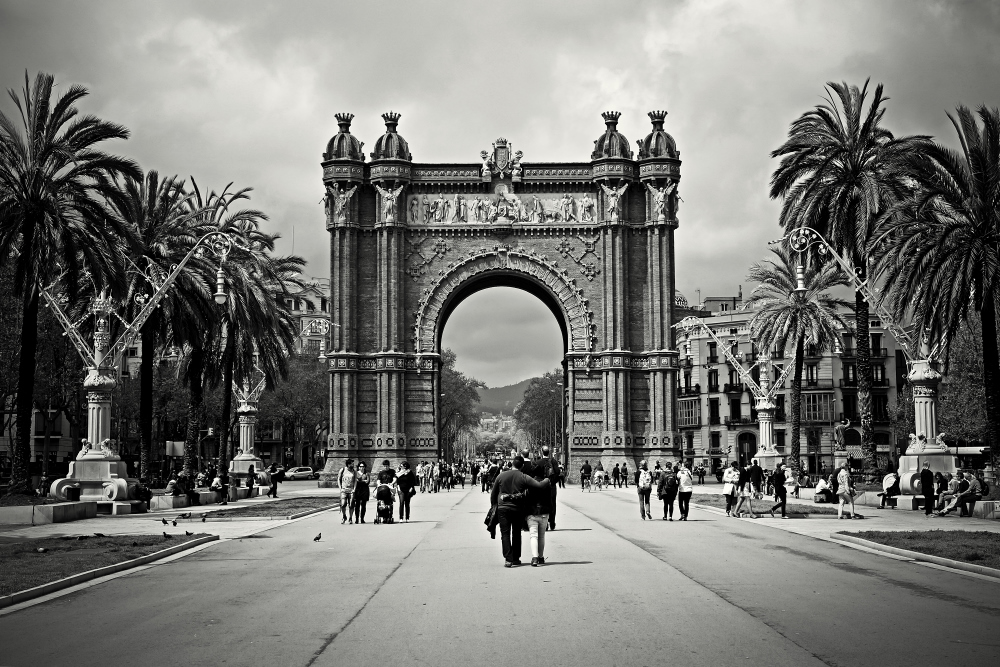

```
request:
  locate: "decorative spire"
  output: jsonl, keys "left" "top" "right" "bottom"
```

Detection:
{"left": 602, "top": 110, "right": 622, "bottom": 129}
{"left": 647, "top": 110, "right": 667, "bottom": 131}
{"left": 381, "top": 111, "right": 401, "bottom": 132}
{"left": 335, "top": 113, "right": 355, "bottom": 132}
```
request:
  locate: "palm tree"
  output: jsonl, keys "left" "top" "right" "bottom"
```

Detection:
{"left": 769, "top": 79, "right": 930, "bottom": 473}
{"left": 874, "top": 105, "right": 1000, "bottom": 466}
{"left": 0, "top": 71, "right": 139, "bottom": 495}
{"left": 104, "top": 170, "right": 209, "bottom": 481}
{"left": 745, "top": 246, "right": 852, "bottom": 478}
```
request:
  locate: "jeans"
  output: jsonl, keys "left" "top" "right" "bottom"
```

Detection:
{"left": 497, "top": 508, "right": 522, "bottom": 564}
{"left": 925, "top": 493, "right": 936, "bottom": 515}
{"left": 340, "top": 492, "right": 353, "bottom": 521}
{"left": 724, "top": 493, "right": 736, "bottom": 514}
{"left": 638, "top": 488, "right": 652, "bottom": 518}
{"left": 771, "top": 488, "right": 787, "bottom": 517}
{"left": 678, "top": 491, "right": 692, "bottom": 518}
{"left": 662, "top": 493, "right": 676, "bottom": 518}
{"left": 399, "top": 490, "right": 411, "bottom": 520}
{"left": 549, "top": 487, "right": 557, "bottom": 529}
{"left": 527, "top": 514, "right": 547, "bottom": 558}
{"left": 352, "top": 494, "right": 367, "bottom": 522}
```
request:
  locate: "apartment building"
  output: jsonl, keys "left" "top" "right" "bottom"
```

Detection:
{"left": 674, "top": 292, "right": 905, "bottom": 474}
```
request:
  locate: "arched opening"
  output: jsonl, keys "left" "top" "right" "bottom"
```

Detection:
{"left": 737, "top": 432, "right": 757, "bottom": 466}
{"left": 439, "top": 282, "right": 565, "bottom": 465}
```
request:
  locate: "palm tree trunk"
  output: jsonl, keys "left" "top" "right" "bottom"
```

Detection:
{"left": 980, "top": 295, "right": 1000, "bottom": 470}
{"left": 138, "top": 319, "right": 156, "bottom": 481}
{"left": 218, "top": 336, "right": 235, "bottom": 478}
{"left": 10, "top": 286, "right": 41, "bottom": 496}
{"left": 183, "top": 347, "right": 204, "bottom": 476}
{"left": 854, "top": 266, "right": 876, "bottom": 474}
{"left": 789, "top": 337, "right": 805, "bottom": 478}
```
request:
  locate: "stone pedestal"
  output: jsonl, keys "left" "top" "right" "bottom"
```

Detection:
{"left": 229, "top": 405, "right": 263, "bottom": 488}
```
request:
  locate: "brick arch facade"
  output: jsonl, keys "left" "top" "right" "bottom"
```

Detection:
{"left": 319, "top": 114, "right": 684, "bottom": 481}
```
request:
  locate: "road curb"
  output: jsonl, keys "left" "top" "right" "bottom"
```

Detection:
{"left": 199, "top": 503, "right": 338, "bottom": 522}
{"left": 0, "top": 534, "right": 219, "bottom": 609}
{"left": 831, "top": 533, "right": 1000, "bottom": 581}
{"left": 690, "top": 503, "right": 837, "bottom": 519}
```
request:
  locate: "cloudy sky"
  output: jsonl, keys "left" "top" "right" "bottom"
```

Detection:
{"left": 2, "top": 1, "right": 999, "bottom": 387}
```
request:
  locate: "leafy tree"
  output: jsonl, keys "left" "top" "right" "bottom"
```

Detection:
{"left": 513, "top": 369, "right": 564, "bottom": 453}
{"left": 874, "top": 105, "right": 1000, "bottom": 465}
{"left": 439, "top": 349, "right": 484, "bottom": 462}
{"left": 769, "top": 79, "right": 930, "bottom": 473}
{"left": 257, "top": 355, "right": 328, "bottom": 466}
{"left": 33, "top": 303, "right": 85, "bottom": 476}
{"left": 746, "top": 246, "right": 852, "bottom": 477}
{"left": 0, "top": 71, "right": 139, "bottom": 494}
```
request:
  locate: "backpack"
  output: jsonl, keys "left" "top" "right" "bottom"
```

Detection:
{"left": 665, "top": 475, "right": 679, "bottom": 493}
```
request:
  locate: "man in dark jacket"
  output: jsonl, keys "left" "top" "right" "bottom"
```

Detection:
{"left": 768, "top": 464, "right": 788, "bottom": 518}
{"left": 491, "top": 456, "right": 551, "bottom": 568}
{"left": 920, "top": 462, "right": 935, "bottom": 516}
{"left": 539, "top": 446, "right": 561, "bottom": 530}
{"left": 749, "top": 459, "right": 763, "bottom": 495}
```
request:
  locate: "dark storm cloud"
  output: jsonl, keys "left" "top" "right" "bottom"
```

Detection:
{"left": 2, "top": 0, "right": 998, "bottom": 385}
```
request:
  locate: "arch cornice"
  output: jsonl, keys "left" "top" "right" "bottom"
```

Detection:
{"left": 413, "top": 244, "right": 596, "bottom": 355}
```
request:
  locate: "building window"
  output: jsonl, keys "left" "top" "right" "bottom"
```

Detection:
{"left": 709, "top": 398, "right": 720, "bottom": 425}
{"left": 708, "top": 370, "right": 719, "bottom": 392}
{"left": 305, "top": 339, "right": 321, "bottom": 354}
{"left": 842, "top": 394, "right": 857, "bottom": 421}
{"left": 773, "top": 364, "right": 784, "bottom": 387}
{"left": 873, "top": 395, "right": 889, "bottom": 421}
{"left": 729, "top": 398, "right": 741, "bottom": 420}
{"left": 685, "top": 432, "right": 694, "bottom": 451}
{"left": 321, "top": 297, "right": 328, "bottom": 312}
{"left": 678, "top": 399, "right": 700, "bottom": 427}
{"left": 728, "top": 368, "right": 739, "bottom": 386}
{"left": 776, "top": 430, "right": 786, "bottom": 451}
{"left": 708, "top": 342, "right": 718, "bottom": 362}
{"left": 126, "top": 347, "right": 139, "bottom": 358}
{"left": 776, "top": 394, "right": 786, "bottom": 420}
{"left": 802, "top": 393, "right": 834, "bottom": 422}
{"left": 844, "top": 363, "right": 856, "bottom": 383}
{"left": 873, "top": 365, "right": 885, "bottom": 382}
{"left": 806, "top": 363, "right": 818, "bottom": 386}
{"left": 683, "top": 372, "right": 691, "bottom": 391}
{"left": 710, "top": 432, "right": 721, "bottom": 451}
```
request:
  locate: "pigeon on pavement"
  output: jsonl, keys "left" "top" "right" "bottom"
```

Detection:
{"left": 185, "top": 531, "right": 193, "bottom": 536}
{"left": 161, "top": 518, "right": 168, "bottom": 525}
{"left": 131, "top": 541, "right": 138, "bottom": 547}
{"left": 201, "top": 516, "right": 207, "bottom": 522}
{"left": 171, "top": 520, "right": 177, "bottom": 527}
{"left": 163, "top": 532, "right": 172, "bottom": 539}
{"left": 313, "top": 533, "right": 321, "bottom": 542}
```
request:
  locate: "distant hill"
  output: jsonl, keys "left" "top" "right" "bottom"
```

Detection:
{"left": 477, "top": 378, "right": 534, "bottom": 416}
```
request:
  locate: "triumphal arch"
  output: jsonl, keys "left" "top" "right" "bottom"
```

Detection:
{"left": 320, "top": 110, "right": 682, "bottom": 477}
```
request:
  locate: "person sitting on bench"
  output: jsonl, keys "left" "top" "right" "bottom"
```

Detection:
{"left": 814, "top": 475, "right": 835, "bottom": 503}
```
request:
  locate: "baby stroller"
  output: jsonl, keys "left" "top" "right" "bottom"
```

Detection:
{"left": 374, "top": 483, "right": 395, "bottom": 524}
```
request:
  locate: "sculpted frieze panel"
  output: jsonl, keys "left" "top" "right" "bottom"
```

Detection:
{"left": 405, "top": 186, "right": 598, "bottom": 225}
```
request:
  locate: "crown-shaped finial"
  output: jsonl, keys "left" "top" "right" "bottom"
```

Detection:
{"left": 382, "top": 111, "right": 401, "bottom": 130}
{"left": 602, "top": 110, "right": 622, "bottom": 127}
{"left": 335, "top": 113, "right": 355, "bottom": 131}
{"left": 648, "top": 110, "right": 667, "bottom": 131}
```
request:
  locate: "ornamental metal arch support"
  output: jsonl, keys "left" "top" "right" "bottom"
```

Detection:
{"left": 412, "top": 246, "right": 596, "bottom": 356}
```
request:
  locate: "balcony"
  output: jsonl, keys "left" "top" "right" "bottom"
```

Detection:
{"left": 723, "top": 383, "right": 745, "bottom": 394}
{"left": 725, "top": 416, "right": 757, "bottom": 427}
{"left": 707, "top": 355, "right": 719, "bottom": 364}
{"left": 708, "top": 415, "right": 721, "bottom": 425}
{"left": 840, "top": 412, "right": 858, "bottom": 422}
{"left": 839, "top": 348, "right": 856, "bottom": 358}
{"left": 681, "top": 358, "right": 694, "bottom": 368}
{"left": 708, "top": 383, "right": 720, "bottom": 393}
{"left": 678, "top": 384, "right": 701, "bottom": 397}
{"left": 770, "top": 350, "right": 784, "bottom": 360}
{"left": 872, "top": 378, "right": 890, "bottom": 387}
{"left": 871, "top": 347, "right": 889, "bottom": 358}
{"left": 840, "top": 378, "right": 857, "bottom": 388}
{"left": 772, "top": 410, "right": 787, "bottom": 422}
{"left": 803, "top": 379, "right": 834, "bottom": 389}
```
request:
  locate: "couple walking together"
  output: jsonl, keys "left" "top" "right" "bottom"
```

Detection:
{"left": 638, "top": 460, "right": 693, "bottom": 520}
{"left": 489, "top": 446, "right": 560, "bottom": 567}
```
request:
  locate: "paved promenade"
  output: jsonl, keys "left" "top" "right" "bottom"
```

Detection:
{"left": 0, "top": 484, "right": 997, "bottom": 667}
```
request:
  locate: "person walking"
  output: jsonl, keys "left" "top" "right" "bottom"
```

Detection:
{"left": 749, "top": 459, "right": 763, "bottom": 496}
{"left": 768, "top": 464, "right": 789, "bottom": 519}
{"left": 352, "top": 461, "right": 371, "bottom": 523}
{"left": 637, "top": 461, "right": 653, "bottom": 520}
{"left": 621, "top": 462, "right": 629, "bottom": 488}
{"left": 490, "top": 455, "right": 551, "bottom": 567}
{"left": 538, "top": 446, "right": 560, "bottom": 531}
{"left": 837, "top": 463, "right": 859, "bottom": 520}
{"left": 612, "top": 463, "right": 621, "bottom": 488}
{"left": 526, "top": 453, "right": 554, "bottom": 566}
{"left": 657, "top": 465, "right": 679, "bottom": 520}
{"left": 920, "top": 462, "right": 935, "bottom": 516}
{"left": 339, "top": 460, "right": 356, "bottom": 524}
{"left": 396, "top": 461, "right": 416, "bottom": 522}
{"left": 732, "top": 462, "right": 757, "bottom": 518}
{"left": 722, "top": 461, "right": 740, "bottom": 516}
{"left": 677, "top": 464, "right": 694, "bottom": 520}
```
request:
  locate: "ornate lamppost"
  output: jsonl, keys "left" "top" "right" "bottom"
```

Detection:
{"left": 776, "top": 227, "right": 956, "bottom": 495}
{"left": 44, "top": 232, "right": 239, "bottom": 507}
{"left": 674, "top": 317, "right": 798, "bottom": 471}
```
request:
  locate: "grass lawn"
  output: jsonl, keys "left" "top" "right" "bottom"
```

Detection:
{"left": 0, "top": 534, "right": 207, "bottom": 597}
{"left": 691, "top": 492, "right": 840, "bottom": 515}
{"left": 0, "top": 495, "right": 62, "bottom": 507}
{"left": 841, "top": 530, "right": 1000, "bottom": 571}
{"left": 207, "top": 497, "right": 338, "bottom": 518}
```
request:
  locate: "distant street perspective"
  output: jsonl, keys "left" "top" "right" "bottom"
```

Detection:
{"left": 2, "top": 3, "right": 1000, "bottom": 666}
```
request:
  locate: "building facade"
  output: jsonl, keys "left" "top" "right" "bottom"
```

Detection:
{"left": 674, "top": 294, "right": 905, "bottom": 474}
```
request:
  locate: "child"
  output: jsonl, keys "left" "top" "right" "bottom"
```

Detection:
{"left": 374, "top": 482, "right": 395, "bottom": 524}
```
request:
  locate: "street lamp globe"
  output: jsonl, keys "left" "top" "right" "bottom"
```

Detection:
{"left": 214, "top": 268, "right": 228, "bottom": 305}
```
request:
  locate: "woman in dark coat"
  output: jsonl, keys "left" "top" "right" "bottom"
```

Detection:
{"left": 352, "top": 462, "right": 371, "bottom": 523}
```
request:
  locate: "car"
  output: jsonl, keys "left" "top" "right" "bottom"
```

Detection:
{"left": 285, "top": 466, "right": 317, "bottom": 481}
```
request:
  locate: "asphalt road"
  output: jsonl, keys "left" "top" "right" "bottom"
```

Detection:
{"left": 0, "top": 484, "right": 997, "bottom": 666}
